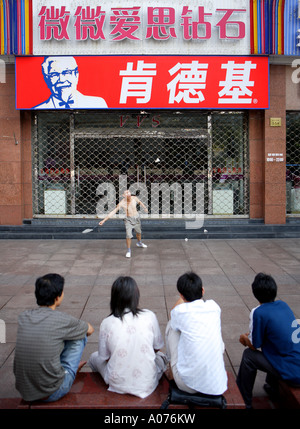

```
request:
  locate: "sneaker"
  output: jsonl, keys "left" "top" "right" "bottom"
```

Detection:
{"left": 125, "top": 251, "right": 131, "bottom": 258}
{"left": 136, "top": 242, "right": 147, "bottom": 248}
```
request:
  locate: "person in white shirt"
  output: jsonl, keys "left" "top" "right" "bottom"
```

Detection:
{"left": 165, "top": 272, "right": 228, "bottom": 395}
{"left": 88, "top": 276, "right": 167, "bottom": 398}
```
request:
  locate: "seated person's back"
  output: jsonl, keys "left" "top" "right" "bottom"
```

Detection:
{"left": 88, "top": 276, "right": 167, "bottom": 398}
{"left": 166, "top": 272, "right": 227, "bottom": 395}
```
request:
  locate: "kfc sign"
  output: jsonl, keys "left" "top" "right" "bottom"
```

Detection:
{"left": 32, "top": 0, "right": 250, "bottom": 55}
{"left": 16, "top": 55, "right": 269, "bottom": 110}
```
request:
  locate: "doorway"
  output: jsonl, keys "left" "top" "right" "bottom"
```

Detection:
{"left": 33, "top": 110, "right": 249, "bottom": 218}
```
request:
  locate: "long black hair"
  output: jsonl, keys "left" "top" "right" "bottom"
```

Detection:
{"left": 110, "top": 276, "right": 142, "bottom": 320}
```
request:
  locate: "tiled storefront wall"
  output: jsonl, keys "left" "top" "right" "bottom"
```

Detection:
{"left": 0, "top": 63, "right": 32, "bottom": 225}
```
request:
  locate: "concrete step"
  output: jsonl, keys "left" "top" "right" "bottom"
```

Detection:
{"left": 0, "top": 218, "right": 300, "bottom": 239}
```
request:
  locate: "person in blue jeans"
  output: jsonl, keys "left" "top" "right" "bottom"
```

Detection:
{"left": 237, "top": 273, "right": 300, "bottom": 408}
{"left": 14, "top": 273, "right": 94, "bottom": 402}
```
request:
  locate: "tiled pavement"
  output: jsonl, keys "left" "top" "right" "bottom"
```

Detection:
{"left": 1, "top": 238, "right": 300, "bottom": 408}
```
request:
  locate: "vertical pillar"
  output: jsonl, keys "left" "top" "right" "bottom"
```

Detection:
{"left": 0, "top": 63, "right": 23, "bottom": 225}
{"left": 0, "top": 63, "right": 32, "bottom": 225}
{"left": 249, "top": 110, "right": 264, "bottom": 219}
{"left": 263, "top": 65, "right": 286, "bottom": 224}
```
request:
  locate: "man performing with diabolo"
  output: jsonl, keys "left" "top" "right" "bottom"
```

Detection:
{"left": 99, "top": 190, "right": 148, "bottom": 258}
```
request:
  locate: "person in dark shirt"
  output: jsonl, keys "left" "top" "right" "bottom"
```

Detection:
{"left": 14, "top": 273, "right": 94, "bottom": 402}
{"left": 237, "top": 272, "right": 300, "bottom": 408}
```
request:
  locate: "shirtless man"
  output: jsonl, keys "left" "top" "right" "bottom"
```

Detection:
{"left": 99, "top": 190, "right": 148, "bottom": 258}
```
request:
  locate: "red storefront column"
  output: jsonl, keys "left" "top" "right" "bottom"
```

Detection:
{"left": 0, "top": 64, "right": 32, "bottom": 225}
{"left": 263, "top": 65, "right": 286, "bottom": 224}
{"left": 0, "top": 64, "right": 22, "bottom": 225}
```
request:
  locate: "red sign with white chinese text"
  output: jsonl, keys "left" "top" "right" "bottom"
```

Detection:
{"left": 15, "top": 55, "right": 269, "bottom": 110}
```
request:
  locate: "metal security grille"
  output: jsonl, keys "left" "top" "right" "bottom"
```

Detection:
{"left": 286, "top": 111, "right": 300, "bottom": 214}
{"left": 32, "top": 110, "right": 249, "bottom": 218}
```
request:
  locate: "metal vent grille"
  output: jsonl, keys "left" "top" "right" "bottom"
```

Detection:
{"left": 32, "top": 110, "right": 249, "bottom": 218}
{"left": 286, "top": 111, "right": 300, "bottom": 214}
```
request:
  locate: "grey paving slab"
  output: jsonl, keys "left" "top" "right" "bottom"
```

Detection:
{"left": 0, "top": 237, "right": 300, "bottom": 403}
